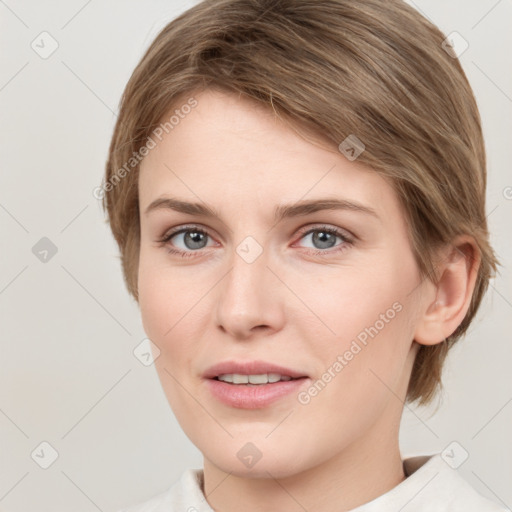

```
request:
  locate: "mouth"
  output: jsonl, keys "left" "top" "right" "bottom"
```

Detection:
{"left": 203, "top": 360, "right": 310, "bottom": 409}
{"left": 203, "top": 360, "right": 309, "bottom": 380}
{"left": 213, "top": 373, "right": 303, "bottom": 386}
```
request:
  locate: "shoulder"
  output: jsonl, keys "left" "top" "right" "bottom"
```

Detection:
{"left": 350, "top": 453, "right": 508, "bottom": 511}
{"left": 397, "top": 453, "right": 508, "bottom": 512}
{"left": 116, "top": 468, "right": 212, "bottom": 512}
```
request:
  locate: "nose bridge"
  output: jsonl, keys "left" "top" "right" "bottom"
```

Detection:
{"left": 215, "top": 235, "right": 283, "bottom": 337}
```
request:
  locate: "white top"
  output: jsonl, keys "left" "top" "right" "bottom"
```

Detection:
{"left": 118, "top": 453, "right": 509, "bottom": 511}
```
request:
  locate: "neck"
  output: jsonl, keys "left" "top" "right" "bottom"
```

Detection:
{"left": 202, "top": 413, "right": 406, "bottom": 512}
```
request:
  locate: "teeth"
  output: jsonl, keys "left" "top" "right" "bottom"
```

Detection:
{"left": 217, "top": 373, "right": 294, "bottom": 384}
{"left": 267, "top": 373, "right": 281, "bottom": 383}
{"left": 233, "top": 374, "right": 248, "bottom": 384}
{"left": 249, "top": 374, "right": 268, "bottom": 384}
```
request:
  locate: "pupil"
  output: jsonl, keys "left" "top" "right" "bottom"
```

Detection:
{"left": 185, "top": 231, "right": 206, "bottom": 249}
{"left": 313, "top": 231, "right": 335, "bottom": 249}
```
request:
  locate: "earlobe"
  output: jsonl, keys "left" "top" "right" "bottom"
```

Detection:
{"left": 414, "top": 237, "right": 480, "bottom": 346}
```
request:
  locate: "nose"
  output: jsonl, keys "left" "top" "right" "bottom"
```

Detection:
{"left": 214, "top": 241, "right": 285, "bottom": 340}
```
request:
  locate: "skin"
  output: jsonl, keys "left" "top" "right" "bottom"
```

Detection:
{"left": 137, "top": 88, "right": 478, "bottom": 511}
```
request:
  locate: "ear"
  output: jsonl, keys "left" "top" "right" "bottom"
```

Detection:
{"left": 414, "top": 236, "right": 480, "bottom": 346}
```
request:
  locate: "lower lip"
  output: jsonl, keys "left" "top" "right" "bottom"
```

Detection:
{"left": 205, "top": 378, "right": 310, "bottom": 409}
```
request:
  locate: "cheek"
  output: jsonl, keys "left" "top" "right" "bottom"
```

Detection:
{"left": 137, "top": 258, "right": 202, "bottom": 416}
{"left": 293, "top": 292, "right": 415, "bottom": 449}
{"left": 137, "top": 260, "right": 169, "bottom": 341}
{"left": 137, "top": 250, "right": 189, "bottom": 364}
{"left": 138, "top": 244, "right": 191, "bottom": 335}
{"left": 137, "top": 254, "right": 211, "bottom": 365}
{"left": 298, "top": 252, "right": 418, "bottom": 388}
{"left": 298, "top": 261, "right": 413, "bottom": 345}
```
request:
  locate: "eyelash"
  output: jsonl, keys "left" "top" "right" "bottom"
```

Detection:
{"left": 157, "top": 224, "right": 354, "bottom": 258}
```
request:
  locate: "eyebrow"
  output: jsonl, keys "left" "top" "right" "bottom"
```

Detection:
{"left": 144, "top": 197, "right": 379, "bottom": 223}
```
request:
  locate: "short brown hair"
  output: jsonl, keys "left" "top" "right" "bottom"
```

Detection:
{"left": 103, "top": 0, "right": 498, "bottom": 405}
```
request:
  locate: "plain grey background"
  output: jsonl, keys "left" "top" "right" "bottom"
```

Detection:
{"left": 1, "top": 1, "right": 511, "bottom": 511}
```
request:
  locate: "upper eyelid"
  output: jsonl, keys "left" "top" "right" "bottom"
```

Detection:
{"left": 161, "top": 224, "right": 213, "bottom": 241}
{"left": 297, "top": 224, "right": 353, "bottom": 238}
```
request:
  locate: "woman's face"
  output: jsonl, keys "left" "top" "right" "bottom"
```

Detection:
{"left": 138, "top": 88, "right": 425, "bottom": 477}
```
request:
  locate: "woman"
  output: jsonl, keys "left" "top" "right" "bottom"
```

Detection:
{"left": 103, "top": 0, "right": 505, "bottom": 510}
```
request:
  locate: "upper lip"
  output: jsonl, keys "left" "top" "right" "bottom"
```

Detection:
{"left": 203, "top": 360, "right": 309, "bottom": 379}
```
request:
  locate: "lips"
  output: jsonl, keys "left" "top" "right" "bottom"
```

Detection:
{"left": 202, "top": 360, "right": 310, "bottom": 409}
{"left": 203, "top": 360, "right": 308, "bottom": 380}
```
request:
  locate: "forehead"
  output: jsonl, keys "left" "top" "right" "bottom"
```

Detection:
{"left": 138, "top": 89, "right": 403, "bottom": 225}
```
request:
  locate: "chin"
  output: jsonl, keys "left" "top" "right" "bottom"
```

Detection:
{"left": 208, "top": 455, "right": 305, "bottom": 479}
{"left": 200, "top": 434, "right": 322, "bottom": 479}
